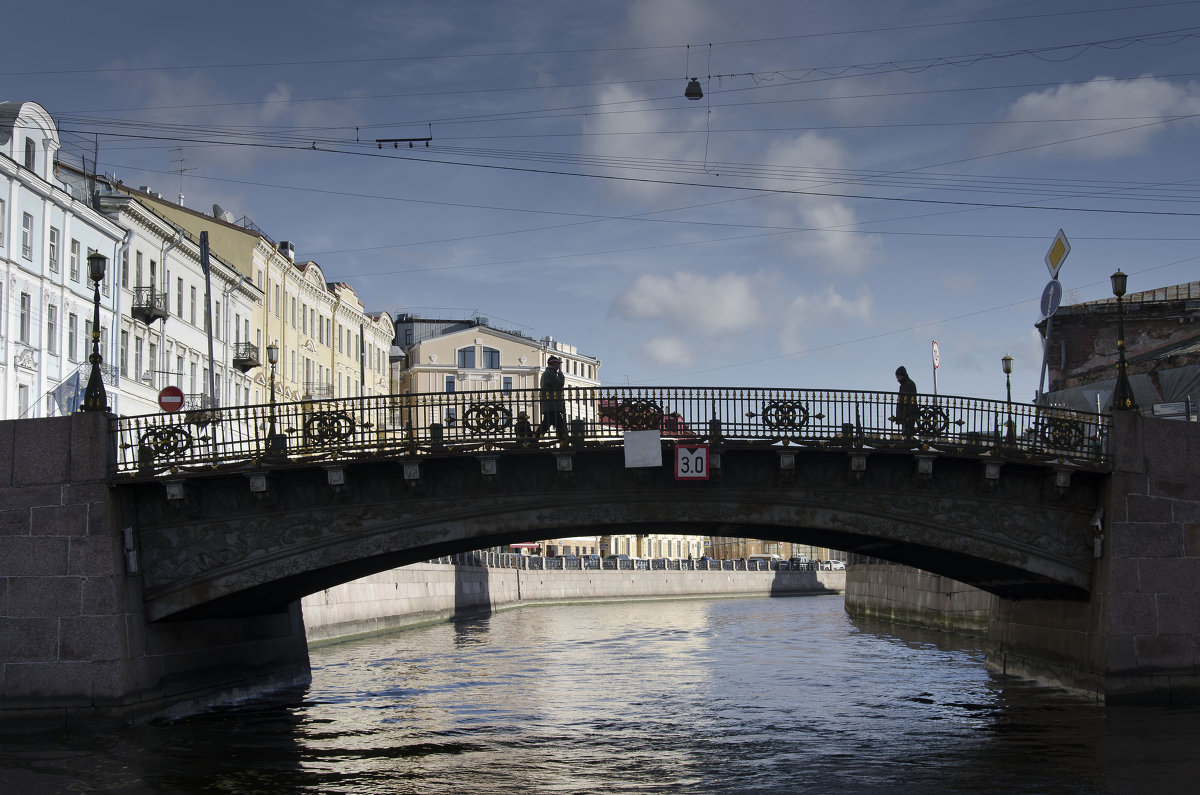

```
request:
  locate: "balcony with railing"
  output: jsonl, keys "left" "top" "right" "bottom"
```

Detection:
{"left": 304, "top": 382, "right": 334, "bottom": 400}
{"left": 130, "top": 287, "right": 169, "bottom": 325}
{"left": 232, "top": 342, "right": 260, "bottom": 373}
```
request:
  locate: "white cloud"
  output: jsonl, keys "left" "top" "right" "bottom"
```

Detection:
{"left": 760, "top": 134, "right": 881, "bottom": 272}
{"left": 781, "top": 285, "right": 873, "bottom": 345}
{"left": 990, "top": 76, "right": 1200, "bottom": 159}
{"left": 611, "top": 270, "right": 764, "bottom": 332}
{"left": 638, "top": 334, "right": 696, "bottom": 367}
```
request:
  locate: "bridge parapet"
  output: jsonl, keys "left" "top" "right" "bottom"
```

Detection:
{"left": 112, "top": 386, "right": 1110, "bottom": 477}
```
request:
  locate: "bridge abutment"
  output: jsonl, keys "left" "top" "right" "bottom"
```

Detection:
{"left": 0, "top": 414, "right": 310, "bottom": 729}
{"left": 985, "top": 412, "right": 1200, "bottom": 703}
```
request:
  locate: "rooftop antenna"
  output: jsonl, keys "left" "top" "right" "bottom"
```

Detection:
{"left": 170, "top": 147, "right": 195, "bottom": 205}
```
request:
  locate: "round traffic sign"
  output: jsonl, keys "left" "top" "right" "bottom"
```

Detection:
{"left": 158, "top": 385, "right": 185, "bottom": 413}
{"left": 1040, "top": 279, "right": 1063, "bottom": 318}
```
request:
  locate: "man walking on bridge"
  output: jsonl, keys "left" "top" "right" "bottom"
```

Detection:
{"left": 537, "top": 355, "right": 568, "bottom": 441}
{"left": 895, "top": 365, "right": 918, "bottom": 437}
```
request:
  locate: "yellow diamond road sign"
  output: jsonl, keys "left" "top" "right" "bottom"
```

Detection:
{"left": 1045, "top": 229, "right": 1070, "bottom": 278}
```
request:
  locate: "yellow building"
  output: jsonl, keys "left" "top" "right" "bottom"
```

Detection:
{"left": 121, "top": 191, "right": 392, "bottom": 404}
{"left": 391, "top": 313, "right": 600, "bottom": 431}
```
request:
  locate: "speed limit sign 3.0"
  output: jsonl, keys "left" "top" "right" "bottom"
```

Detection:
{"left": 675, "top": 444, "right": 709, "bottom": 480}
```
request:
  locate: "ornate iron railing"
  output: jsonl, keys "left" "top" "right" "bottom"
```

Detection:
{"left": 111, "top": 386, "right": 1111, "bottom": 476}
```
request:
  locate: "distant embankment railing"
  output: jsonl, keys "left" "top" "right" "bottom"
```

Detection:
{"left": 112, "top": 386, "right": 1110, "bottom": 476}
{"left": 431, "top": 552, "right": 823, "bottom": 572}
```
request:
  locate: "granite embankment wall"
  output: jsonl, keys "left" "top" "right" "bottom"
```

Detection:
{"left": 844, "top": 560, "right": 992, "bottom": 633}
{"left": 302, "top": 563, "right": 845, "bottom": 644}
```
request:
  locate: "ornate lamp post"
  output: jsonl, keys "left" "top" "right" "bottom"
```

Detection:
{"left": 266, "top": 343, "right": 285, "bottom": 454}
{"left": 80, "top": 253, "right": 109, "bottom": 413}
{"left": 1110, "top": 270, "right": 1138, "bottom": 411}
{"left": 1001, "top": 353, "right": 1015, "bottom": 443}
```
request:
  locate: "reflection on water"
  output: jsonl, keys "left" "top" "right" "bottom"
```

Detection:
{"left": 2, "top": 595, "right": 1198, "bottom": 793}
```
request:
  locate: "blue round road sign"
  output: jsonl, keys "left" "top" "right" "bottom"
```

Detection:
{"left": 1040, "top": 279, "right": 1062, "bottom": 318}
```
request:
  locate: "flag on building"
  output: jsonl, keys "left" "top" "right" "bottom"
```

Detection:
{"left": 51, "top": 371, "right": 84, "bottom": 415}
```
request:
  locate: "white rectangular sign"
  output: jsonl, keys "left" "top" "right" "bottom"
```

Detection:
{"left": 623, "top": 430, "right": 662, "bottom": 468}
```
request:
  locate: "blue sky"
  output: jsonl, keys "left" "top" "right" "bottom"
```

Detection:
{"left": 9, "top": 1, "right": 1200, "bottom": 402}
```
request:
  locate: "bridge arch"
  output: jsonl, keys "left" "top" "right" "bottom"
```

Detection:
{"left": 124, "top": 444, "right": 1105, "bottom": 621}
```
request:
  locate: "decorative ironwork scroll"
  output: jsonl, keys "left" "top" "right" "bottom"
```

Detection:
{"left": 463, "top": 402, "right": 513, "bottom": 434}
{"left": 303, "top": 411, "right": 355, "bottom": 445}
{"left": 762, "top": 399, "right": 810, "bottom": 431}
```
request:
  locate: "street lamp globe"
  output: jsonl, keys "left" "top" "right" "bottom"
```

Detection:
{"left": 267, "top": 343, "right": 279, "bottom": 366}
{"left": 1110, "top": 269, "right": 1128, "bottom": 298}
{"left": 87, "top": 251, "right": 107, "bottom": 284}
{"left": 1001, "top": 354, "right": 1014, "bottom": 376}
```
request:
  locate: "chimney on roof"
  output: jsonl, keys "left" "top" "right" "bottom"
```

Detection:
{"left": 278, "top": 241, "right": 295, "bottom": 262}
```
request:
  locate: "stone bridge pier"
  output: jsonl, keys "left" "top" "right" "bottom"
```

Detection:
{"left": 985, "top": 411, "right": 1200, "bottom": 703}
{"left": 0, "top": 412, "right": 310, "bottom": 728}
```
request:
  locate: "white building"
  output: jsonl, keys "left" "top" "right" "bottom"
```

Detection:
{"left": 82, "top": 180, "right": 264, "bottom": 416}
{"left": 1, "top": 101, "right": 122, "bottom": 419}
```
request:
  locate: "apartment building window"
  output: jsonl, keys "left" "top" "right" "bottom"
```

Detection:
{"left": 135, "top": 251, "right": 143, "bottom": 287}
{"left": 46, "top": 305, "right": 57, "bottom": 355}
{"left": 445, "top": 375, "right": 456, "bottom": 393}
{"left": 134, "top": 337, "right": 143, "bottom": 386}
{"left": 48, "top": 227, "right": 59, "bottom": 272}
{"left": 190, "top": 286, "right": 196, "bottom": 325}
{"left": 120, "top": 331, "right": 129, "bottom": 377}
{"left": 190, "top": 362, "right": 197, "bottom": 393}
{"left": 148, "top": 343, "right": 157, "bottom": 387}
{"left": 213, "top": 302, "right": 220, "bottom": 340}
{"left": 291, "top": 297, "right": 296, "bottom": 328}
{"left": 70, "top": 240, "right": 80, "bottom": 281}
{"left": 502, "top": 376, "right": 513, "bottom": 393}
{"left": 21, "top": 213, "right": 33, "bottom": 259}
{"left": 456, "top": 347, "right": 475, "bottom": 368}
{"left": 17, "top": 385, "right": 29, "bottom": 419}
{"left": 68, "top": 313, "right": 78, "bottom": 362}
{"left": 24, "top": 138, "right": 35, "bottom": 170}
{"left": 121, "top": 250, "right": 129, "bottom": 287}
{"left": 234, "top": 313, "right": 241, "bottom": 344}
{"left": 274, "top": 284, "right": 280, "bottom": 316}
{"left": 301, "top": 304, "right": 307, "bottom": 335}
{"left": 19, "top": 293, "right": 31, "bottom": 343}
{"left": 176, "top": 278, "right": 184, "bottom": 316}
{"left": 0, "top": 199, "right": 5, "bottom": 246}
{"left": 483, "top": 347, "right": 500, "bottom": 369}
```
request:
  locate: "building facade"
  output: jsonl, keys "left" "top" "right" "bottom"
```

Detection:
{"left": 1038, "top": 279, "right": 1200, "bottom": 417}
{"left": 392, "top": 312, "right": 600, "bottom": 429}
{"left": 1, "top": 101, "right": 122, "bottom": 419}
{"left": 81, "top": 183, "right": 263, "bottom": 416}
{"left": 126, "top": 192, "right": 394, "bottom": 406}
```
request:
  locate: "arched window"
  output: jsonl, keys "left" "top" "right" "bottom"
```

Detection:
{"left": 456, "top": 347, "right": 475, "bottom": 368}
{"left": 482, "top": 347, "right": 500, "bottom": 368}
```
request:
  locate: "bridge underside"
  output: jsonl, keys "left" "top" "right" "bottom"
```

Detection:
{"left": 121, "top": 445, "right": 1106, "bottom": 621}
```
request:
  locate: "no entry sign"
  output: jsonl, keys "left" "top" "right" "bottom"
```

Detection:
{"left": 158, "top": 385, "right": 185, "bottom": 413}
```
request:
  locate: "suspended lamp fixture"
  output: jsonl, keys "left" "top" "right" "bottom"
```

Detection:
{"left": 684, "top": 78, "right": 703, "bottom": 100}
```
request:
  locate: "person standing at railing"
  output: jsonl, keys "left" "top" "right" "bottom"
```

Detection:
{"left": 895, "top": 365, "right": 918, "bottom": 437}
{"left": 537, "top": 355, "right": 568, "bottom": 441}
{"left": 515, "top": 410, "right": 535, "bottom": 446}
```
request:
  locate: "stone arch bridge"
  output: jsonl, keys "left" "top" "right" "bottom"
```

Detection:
{"left": 114, "top": 386, "right": 1110, "bottom": 621}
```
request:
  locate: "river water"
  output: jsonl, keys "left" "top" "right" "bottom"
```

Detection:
{"left": 3, "top": 594, "right": 1198, "bottom": 793}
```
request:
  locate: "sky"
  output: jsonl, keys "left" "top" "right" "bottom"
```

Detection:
{"left": 8, "top": 0, "right": 1200, "bottom": 403}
